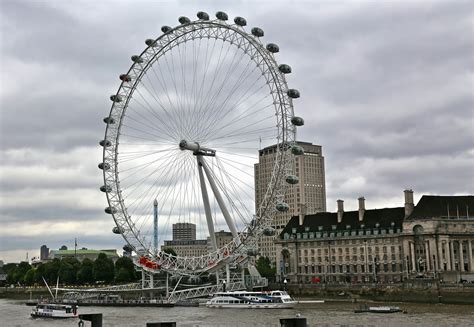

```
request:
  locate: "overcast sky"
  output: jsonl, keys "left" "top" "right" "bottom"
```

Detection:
{"left": 1, "top": 0, "right": 472, "bottom": 263}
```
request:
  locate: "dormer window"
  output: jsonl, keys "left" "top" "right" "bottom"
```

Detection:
{"left": 305, "top": 227, "right": 310, "bottom": 232}
{"left": 346, "top": 225, "right": 351, "bottom": 230}
{"left": 318, "top": 226, "right": 323, "bottom": 231}
{"left": 375, "top": 223, "right": 380, "bottom": 228}
{"left": 360, "top": 224, "right": 365, "bottom": 229}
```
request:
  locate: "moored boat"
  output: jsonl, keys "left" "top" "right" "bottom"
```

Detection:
{"left": 206, "top": 290, "right": 297, "bottom": 309}
{"left": 31, "top": 303, "right": 78, "bottom": 319}
{"left": 354, "top": 304, "right": 402, "bottom": 313}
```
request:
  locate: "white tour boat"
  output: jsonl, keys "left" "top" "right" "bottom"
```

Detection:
{"left": 31, "top": 303, "right": 78, "bottom": 319}
{"left": 206, "top": 290, "right": 297, "bottom": 309}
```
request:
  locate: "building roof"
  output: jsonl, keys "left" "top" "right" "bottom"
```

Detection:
{"left": 407, "top": 195, "right": 474, "bottom": 220}
{"left": 163, "top": 239, "right": 207, "bottom": 246}
{"left": 278, "top": 195, "right": 474, "bottom": 238}
{"left": 280, "top": 207, "right": 404, "bottom": 237}
{"left": 259, "top": 141, "right": 322, "bottom": 155}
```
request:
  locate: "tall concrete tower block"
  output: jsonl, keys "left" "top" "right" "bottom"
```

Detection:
{"left": 40, "top": 245, "right": 49, "bottom": 260}
{"left": 255, "top": 141, "right": 327, "bottom": 263}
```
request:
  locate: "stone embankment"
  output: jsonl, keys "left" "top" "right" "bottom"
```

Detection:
{"left": 273, "top": 282, "right": 474, "bottom": 305}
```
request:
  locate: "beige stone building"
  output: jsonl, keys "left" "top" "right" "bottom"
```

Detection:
{"left": 255, "top": 141, "right": 326, "bottom": 262}
{"left": 162, "top": 239, "right": 208, "bottom": 257}
{"left": 275, "top": 190, "right": 474, "bottom": 284}
{"left": 207, "top": 230, "right": 234, "bottom": 252}
{"left": 48, "top": 249, "right": 119, "bottom": 263}
{"left": 162, "top": 230, "right": 234, "bottom": 257}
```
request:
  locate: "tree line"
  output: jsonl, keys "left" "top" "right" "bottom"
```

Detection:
{"left": 3, "top": 254, "right": 276, "bottom": 286}
{"left": 3, "top": 254, "right": 138, "bottom": 286}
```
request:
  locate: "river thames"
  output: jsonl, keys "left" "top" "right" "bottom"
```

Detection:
{"left": 1, "top": 299, "right": 474, "bottom": 326}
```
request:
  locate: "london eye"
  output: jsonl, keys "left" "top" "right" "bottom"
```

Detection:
{"left": 99, "top": 11, "right": 304, "bottom": 276}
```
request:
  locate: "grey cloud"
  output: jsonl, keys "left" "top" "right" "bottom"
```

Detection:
{"left": 1, "top": 0, "right": 473, "bottom": 262}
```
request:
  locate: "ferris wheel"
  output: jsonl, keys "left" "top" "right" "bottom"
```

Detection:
{"left": 99, "top": 11, "right": 304, "bottom": 275}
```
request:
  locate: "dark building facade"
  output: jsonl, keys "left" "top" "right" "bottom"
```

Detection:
{"left": 40, "top": 245, "right": 49, "bottom": 260}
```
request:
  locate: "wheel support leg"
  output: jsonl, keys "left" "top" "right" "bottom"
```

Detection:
{"left": 197, "top": 156, "right": 217, "bottom": 250}
{"left": 199, "top": 156, "right": 240, "bottom": 245}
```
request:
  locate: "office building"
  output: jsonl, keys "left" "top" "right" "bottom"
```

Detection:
{"left": 255, "top": 141, "right": 326, "bottom": 262}
{"left": 172, "top": 223, "right": 196, "bottom": 241}
{"left": 40, "top": 245, "right": 49, "bottom": 260}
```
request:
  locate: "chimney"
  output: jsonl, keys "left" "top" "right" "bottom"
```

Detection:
{"left": 298, "top": 203, "right": 307, "bottom": 226}
{"left": 404, "top": 189, "right": 414, "bottom": 218}
{"left": 358, "top": 197, "right": 365, "bottom": 221}
{"left": 337, "top": 199, "right": 344, "bottom": 223}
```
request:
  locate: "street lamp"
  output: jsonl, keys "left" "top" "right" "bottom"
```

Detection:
{"left": 283, "top": 279, "right": 287, "bottom": 291}
{"left": 222, "top": 280, "right": 226, "bottom": 292}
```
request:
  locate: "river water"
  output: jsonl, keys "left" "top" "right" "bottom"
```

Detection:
{"left": 1, "top": 299, "right": 473, "bottom": 326}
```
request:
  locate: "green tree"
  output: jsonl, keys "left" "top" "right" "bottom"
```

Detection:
{"left": 114, "top": 256, "right": 136, "bottom": 283}
{"left": 12, "top": 262, "right": 32, "bottom": 285}
{"left": 5, "top": 263, "right": 18, "bottom": 284}
{"left": 93, "top": 253, "right": 115, "bottom": 284}
{"left": 256, "top": 256, "right": 276, "bottom": 278}
{"left": 115, "top": 267, "right": 132, "bottom": 283}
{"left": 44, "top": 259, "right": 61, "bottom": 283}
{"left": 59, "top": 262, "right": 76, "bottom": 284}
{"left": 59, "top": 257, "right": 80, "bottom": 285}
{"left": 24, "top": 268, "right": 36, "bottom": 285}
{"left": 77, "top": 258, "right": 94, "bottom": 285}
{"left": 34, "top": 263, "right": 45, "bottom": 284}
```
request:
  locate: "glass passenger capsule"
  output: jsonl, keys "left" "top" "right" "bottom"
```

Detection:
{"left": 145, "top": 39, "right": 157, "bottom": 47}
{"left": 266, "top": 43, "right": 279, "bottom": 53}
{"left": 234, "top": 17, "right": 247, "bottom": 26}
{"left": 285, "top": 175, "right": 299, "bottom": 184}
{"left": 131, "top": 55, "right": 144, "bottom": 64}
{"left": 112, "top": 226, "right": 124, "bottom": 234}
{"left": 105, "top": 207, "right": 117, "bottom": 214}
{"left": 119, "top": 74, "right": 131, "bottom": 82}
{"left": 278, "top": 64, "right": 292, "bottom": 74}
{"left": 98, "top": 162, "right": 110, "bottom": 170}
{"left": 197, "top": 11, "right": 209, "bottom": 20}
{"left": 291, "top": 116, "right": 304, "bottom": 126}
{"left": 216, "top": 11, "right": 228, "bottom": 20}
{"left": 178, "top": 16, "right": 190, "bottom": 24}
{"left": 110, "top": 95, "right": 122, "bottom": 102}
{"left": 251, "top": 27, "right": 264, "bottom": 37}
{"left": 276, "top": 202, "right": 290, "bottom": 212}
{"left": 161, "top": 25, "right": 172, "bottom": 33}
{"left": 100, "top": 185, "right": 112, "bottom": 192}
{"left": 291, "top": 145, "right": 304, "bottom": 155}
{"left": 103, "top": 117, "right": 115, "bottom": 124}
{"left": 263, "top": 227, "right": 276, "bottom": 236}
{"left": 99, "top": 140, "right": 111, "bottom": 147}
{"left": 287, "top": 89, "right": 300, "bottom": 98}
